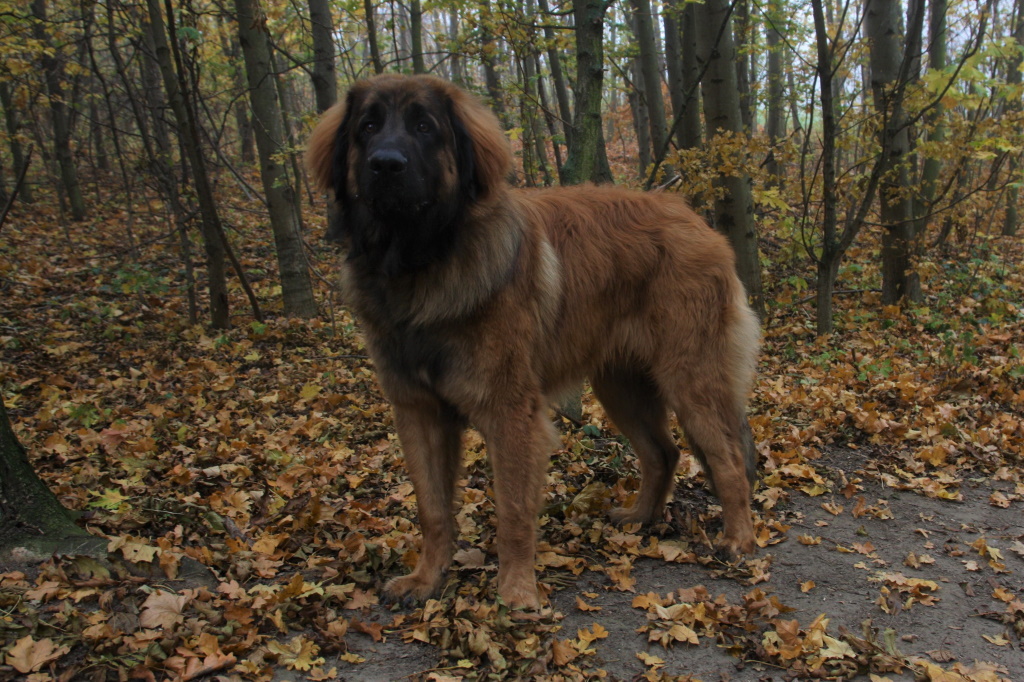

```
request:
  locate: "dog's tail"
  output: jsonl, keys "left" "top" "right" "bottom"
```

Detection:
{"left": 726, "top": 286, "right": 760, "bottom": 484}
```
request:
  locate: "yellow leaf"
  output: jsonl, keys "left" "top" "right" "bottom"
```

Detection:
{"left": 268, "top": 635, "right": 325, "bottom": 671}
{"left": 5, "top": 636, "right": 70, "bottom": 673}
{"left": 636, "top": 651, "right": 665, "bottom": 666}
{"left": 667, "top": 623, "right": 698, "bottom": 645}
{"left": 139, "top": 590, "right": 189, "bottom": 630}
{"left": 981, "top": 633, "right": 1008, "bottom": 646}
{"left": 577, "top": 623, "right": 609, "bottom": 646}
{"left": 800, "top": 580, "right": 816, "bottom": 593}
{"left": 300, "top": 383, "right": 323, "bottom": 401}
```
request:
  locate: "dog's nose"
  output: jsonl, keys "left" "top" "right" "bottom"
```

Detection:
{"left": 368, "top": 149, "right": 408, "bottom": 175}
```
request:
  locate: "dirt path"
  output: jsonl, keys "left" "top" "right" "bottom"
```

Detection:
{"left": 313, "top": 459, "right": 1023, "bottom": 681}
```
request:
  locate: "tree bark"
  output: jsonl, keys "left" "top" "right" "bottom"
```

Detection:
{"left": 913, "top": 0, "right": 947, "bottom": 237}
{"left": 561, "top": 0, "right": 613, "bottom": 185}
{"left": 364, "top": 0, "right": 384, "bottom": 74}
{"left": 538, "top": 0, "right": 573, "bottom": 150}
{"left": 663, "top": 0, "right": 685, "bottom": 148}
{"left": 0, "top": 397, "right": 98, "bottom": 557}
{"left": 0, "top": 83, "right": 34, "bottom": 204}
{"left": 866, "top": 0, "right": 924, "bottom": 304}
{"left": 235, "top": 0, "right": 318, "bottom": 318}
{"left": 812, "top": 0, "right": 841, "bottom": 335}
{"left": 630, "top": 0, "right": 670, "bottom": 175}
{"left": 679, "top": 1, "right": 702, "bottom": 149}
{"left": 32, "top": 0, "right": 86, "bottom": 221}
{"left": 1003, "top": 0, "right": 1023, "bottom": 236}
{"left": 146, "top": 0, "right": 230, "bottom": 328}
{"left": 410, "top": 0, "right": 425, "bottom": 73}
{"left": 733, "top": 0, "right": 753, "bottom": 131}
{"left": 627, "top": 13, "right": 653, "bottom": 176}
{"left": 765, "top": 0, "right": 785, "bottom": 183}
{"left": 695, "top": 0, "right": 763, "bottom": 312}
{"left": 480, "top": 0, "right": 507, "bottom": 124}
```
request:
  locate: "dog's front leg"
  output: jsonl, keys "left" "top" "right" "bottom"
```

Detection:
{"left": 473, "top": 392, "right": 554, "bottom": 610}
{"left": 384, "top": 399, "right": 464, "bottom": 602}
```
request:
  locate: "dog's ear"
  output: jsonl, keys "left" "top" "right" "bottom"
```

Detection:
{"left": 445, "top": 84, "right": 512, "bottom": 202}
{"left": 305, "top": 92, "right": 355, "bottom": 197}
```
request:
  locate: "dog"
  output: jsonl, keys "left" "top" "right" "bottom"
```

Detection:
{"left": 306, "top": 74, "right": 760, "bottom": 609}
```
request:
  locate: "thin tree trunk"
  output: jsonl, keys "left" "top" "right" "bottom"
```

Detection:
{"left": 866, "top": 0, "right": 924, "bottom": 304}
{"left": 913, "top": 0, "right": 947, "bottom": 237}
{"left": 733, "top": 0, "right": 753, "bottom": 131}
{"left": 32, "top": 0, "right": 86, "bottom": 221}
{"left": 630, "top": 0, "right": 670, "bottom": 174}
{"left": 146, "top": 0, "right": 230, "bottom": 328}
{"left": 538, "top": 0, "right": 573, "bottom": 150}
{"left": 410, "top": 0, "right": 425, "bottom": 73}
{"left": 480, "top": 0, "right": 507, "bottom": 124}
{"left": 628, "top": 14, "right": 653, "bottom": 176}
{"left": 765, "top": 0, "right": 785, "bottom": 183}
{"left": 664, "top": 0, "right": 685, "bottom": 148}
{"left": 1003, "top": 0, "right": 1023, "bottom": 236}
{"left": 812, "top": 0, "right": 841, "bottom": 335}
{"left": 364, "top": 0, "right": 384, "bottom": 74}
{"left": 235, "top": 0, "right": 318, "bottom": 318}
{"left": 0, "top": 83, "right": 34, "bottom": 204}
{"left": 695, "top": 0, "right": 763, "bottom": 312}
{"left": 562, "top": 0, "right": 613, "bottom": 185}
{"left": 680, "top": 1, "right": 702, "bottom": 149}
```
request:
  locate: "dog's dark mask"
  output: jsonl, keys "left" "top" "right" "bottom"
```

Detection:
{"left": 328, "top": 87, "right": 478, "bottom": 273}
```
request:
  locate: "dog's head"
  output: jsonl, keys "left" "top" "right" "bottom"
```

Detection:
{"left": 306, "top": 75, "right": 511, "bottom": 252}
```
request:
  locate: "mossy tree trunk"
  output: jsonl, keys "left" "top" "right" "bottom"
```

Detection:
{"left": 0, "top": 399, "right": 97, "bottom": 556}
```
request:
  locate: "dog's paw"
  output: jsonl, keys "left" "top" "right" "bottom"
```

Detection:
{"left": 384, "top": 573, "right": 442, "bottom": 603}
{"left": 498, "top": 581, "right": 541, "bottom": 611}
{"left": 715, "top": 532, "right": 756, "bottom": 559}
{"left": 609, "top": 505, "right": 651, "bottom": 526}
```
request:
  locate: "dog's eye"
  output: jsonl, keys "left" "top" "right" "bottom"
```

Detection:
{"left": 361, "top": 121, "right": 378, "bottom": 135}
{"left": 415, "top": 121, "right": 432, "bottom": 134}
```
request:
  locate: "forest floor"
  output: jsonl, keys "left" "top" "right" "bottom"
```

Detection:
{"left": 0, "top": 189, "right": 1022, "bottom": 681}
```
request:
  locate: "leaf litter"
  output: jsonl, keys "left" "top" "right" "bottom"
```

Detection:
{"left": 0, "top": 200, "right": 1022, "bottom": 679}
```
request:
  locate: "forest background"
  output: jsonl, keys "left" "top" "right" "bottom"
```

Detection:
{"left": 0, "top": 0, "right": 1022, "bottom": 678}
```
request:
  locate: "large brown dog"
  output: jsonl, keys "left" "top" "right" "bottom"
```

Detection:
{"left": 306, "top": 74, "right": 760, "bottom": 609}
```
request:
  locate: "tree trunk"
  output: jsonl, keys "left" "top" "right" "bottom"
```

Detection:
{"left": 410, "top": 0, "right": 425, "bottom": 73}
{"left": 866, "top": 0, "right": 923, "bottom": 304}
{"left": 307, "top": 0, "right": 341, "bottom": 244}
{"left": 561, "top": 0, "right": 613, "bottom": 185}
{"left": 680, "top": 1, "right": 702, "bottom": 149}
{"left": 538, "top": 0, "right": 573, "bottom": 150}
{"left": 628, "top": 16, "right": 653, "bottom": 177}
{"left": 1003, "top": 0, "right": 1023, "bottom": 236}
{"left": 480, "top": 0, "right": 507, "bottom": 124}
{"left": 32, "top": 0, "right": 86, "bottom": 221}
{"left": 695, "top": 0, "right": 763, "bottom": 312}
{"left": 0, "top": 398, "right": 98, "bottom": 557}
{"left": 146, "top": 0, "right": 230, "bottom": 328}
{"left": 0, "top": 83, "right": 34, "bottom": 204}
{"left": 235, "top": 0, "right": 318, "bottom": 318}
{"left": 765, "top": 0, "right": 785, "bottom": 183}
{"left": 913, "top": 0, "right": 946, "bottom": 237}
{"left": 663, "top": 0, "right": 685, "bottom": 148}
{"left": 630, "top": 0, "right": 670, "bottom": 175}
{"left": 812, "top": 0, "right": 841, "bottom": 335}
{"left": 733, "top": 0, "right": 753, "bottom": 131}
{"left": 364, "top": 0, "right": 384, "bottom": 74}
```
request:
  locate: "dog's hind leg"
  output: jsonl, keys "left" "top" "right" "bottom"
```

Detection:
{"left": 384, "top": 398, "right": 465, "bottom": 602}
{"left": 668, "top": 380, "right": 756, "bottom": 557}
{"left": 591, "top": 366, "right": 681, "bottom": 525}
